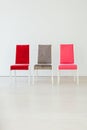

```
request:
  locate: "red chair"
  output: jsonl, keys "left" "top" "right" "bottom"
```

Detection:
{"left": 58, "top": 44, "right": 79, "bottom": 84}
{"left": 10, "top": 44, "right": 30, "bottom": 79}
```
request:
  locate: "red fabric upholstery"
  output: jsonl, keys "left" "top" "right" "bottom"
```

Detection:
{"left": 60, "top": 44, "right": 74, "bottom": 64}
{"left": 16, "top": 45, "right": 29, "bottom": 64}
{"left": 10, "top": 44, "right": 30, "bottom": 70}
{"left": 10, "top": 65, "right": 29, "bottom": 70}
{"left": 58, "top": 64, "right": 77, "bottom": 70}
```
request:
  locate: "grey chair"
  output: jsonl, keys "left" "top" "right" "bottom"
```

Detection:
{"left": 33, "top": 44, "right": 53, "bottom": 84}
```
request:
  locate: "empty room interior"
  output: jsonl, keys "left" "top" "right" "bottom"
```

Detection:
{"left": 0, "top": 0, "right": 87, "bottom": 130}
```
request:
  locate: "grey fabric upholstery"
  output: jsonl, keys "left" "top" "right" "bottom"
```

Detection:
{"left": 34, "top": 64, "right": 52, "bottom": 70}
{"left": 34, "top": 45, "right": 52, "bottom": 70}
{"left": 38, "top": 45, "right": 51, "bottom": 64}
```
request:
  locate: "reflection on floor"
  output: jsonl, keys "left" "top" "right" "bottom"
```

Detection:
{"left": 0, "top": 76, "right": 87, "bottom": 130}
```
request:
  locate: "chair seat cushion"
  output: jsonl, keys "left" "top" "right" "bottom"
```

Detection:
{"left": 58, "top": 64, "right": 77, "bottom": 70}
{"left": 10, "top": 64, "right": 29, "bottom": 70}
{"left": 34, "top": 64, "right": 52, "bottom": 70}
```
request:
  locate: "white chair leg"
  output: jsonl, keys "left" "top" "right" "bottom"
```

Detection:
{"left": 36, "top": 69, "right": 38, "bottom": 83}
{"left": 28, "top": 70, "right": 30, "bottom": 85}
{"left": 74, "top": 70, "right": 76, "bottom": 82}
{"left": 9, "top": 70, "right": 12, "bottom": 84}
{"left": 10, "top": 70, "right": 12, "bottom": 79}
{"left": 51, "top": 71, "right": 53, "bottom": 85}
{"left": 33, "top": 69, "right": 38, "bottom": 85}
{"left": 74, "top": 76, "right": 76, "bottom": 82}
{"left": 33, "top": 69, "right": 35, "bottom": 85}
{"left": 77, "top": 70, "right": 79, "bottom": 85}
{"left": 58, "top": 70, "right": 60, "bottom": 85}
{"left": 14, "top": 70, "right": 16, "bottom": 82}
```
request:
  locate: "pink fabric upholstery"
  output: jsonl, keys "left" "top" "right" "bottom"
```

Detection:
{"left": 58, "top": 44, "right": 78, "bottom": 70}
{"left": 58, "top": 64, "right": 77, "bottom": 70}
{"left": 10, "top": 44, "right": 30, "bottom": 70}
{"left": 58, "top": 44, "right": 79, "bottom": 84}
{"left": 60, "top": 44, "right": 74, "bottom": 64}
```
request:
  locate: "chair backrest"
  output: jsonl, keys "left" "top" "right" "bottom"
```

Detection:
{"left": 60, "top": 44, "right": 74, "bottom": 64}
{"left": 38, "top": 45, "right": 51, "bottom": 64}
{"left": 15, "top": 44, "right": 29, "bottom": 64}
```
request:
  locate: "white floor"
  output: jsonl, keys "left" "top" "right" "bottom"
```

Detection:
{"left": 0, "top": 76, "right": 87, "bottom": 130}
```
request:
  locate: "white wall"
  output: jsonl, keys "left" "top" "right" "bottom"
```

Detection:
{"left": 0, "top": 0, "right": 87, "bottom": 76}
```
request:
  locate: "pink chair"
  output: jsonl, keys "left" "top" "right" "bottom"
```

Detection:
{"left": 58, "top": 44, "right": 79, "bottom": 84}
{"left": 10, "top": 44, "right": 30, "bottom": 80}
